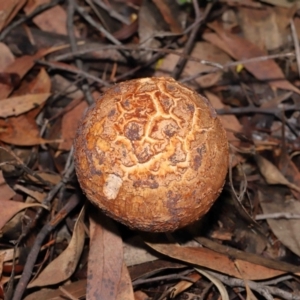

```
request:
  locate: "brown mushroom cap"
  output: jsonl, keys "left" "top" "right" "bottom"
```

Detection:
{"left": 74, "top": 77, "right": 228, "bottom": 232}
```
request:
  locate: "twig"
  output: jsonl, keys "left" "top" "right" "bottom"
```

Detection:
{"left": 258, "top": 275, "right": 294, "bottom": 286}
{"left": 74, "top": 3, "right": 121, "bottom": 45}
{"left": 206, "top": 270, "right": 300, "bottom": 300}
{"left": 112, "top": 39, "right": 176, "bottom": 82}
{"left": 42, "top": 154, "right": 75, "bottom": 208}
{"left": 67, "top": 0, "right": 94, "bottom": 105}
{"left": 199, "top": 282, "right": 214, "bottom": 300}
{"left": 0, "top": 0, "right": 64, "bottom": 41}
{"left": 218, "top": 104, "right": 299, "bottom": 137}
{"left": 12, "top": 194, "right": 81, "bottom": 300}
{"left": 52, "top": 44, "right": 295, "bottom": 73}
{"left": 216, "top": 104, "right": 300, "bottom": 115}
{"left": 92, "top": 0, "right": 130, "bottom": 25}
{"left": 12, "top": 152, "right": 75, "bottom": 265}
{"left": 217, "top": 52, "right": 295, "bottom": 70}
{"left": 290, "top": 19, "right": 300, "bottom": 79}
{"left": 0, "top": 146, "right": 52, "bottom": 187}
{"left": 36, "top": 59, "right": 111, "bottom": 86}
{"left": 52, "top": 43, "right": 224, "bottom": 65}
{"left": 181, "top": 52, "right": 297, "bottom": 83}
{"left": 172, "top": 1, "right": 213, "bottom": 79}
{"left": 255, "top": 212, "right": 300, "bottom": 220}
{"left": 113, "top": 49, "right": 165, "bottom": 82}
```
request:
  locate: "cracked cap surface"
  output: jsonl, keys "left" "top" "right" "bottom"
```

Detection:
{"left": 74, "top": 77, "right": 229, "bottom": 232}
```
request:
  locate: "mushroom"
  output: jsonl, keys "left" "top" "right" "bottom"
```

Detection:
{"left": 74, "top": 77, "right": 228, "bottom": 232}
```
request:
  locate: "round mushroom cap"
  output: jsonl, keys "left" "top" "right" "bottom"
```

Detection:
{"left": 74, "top": 77, "right": 228, "bottom": 232}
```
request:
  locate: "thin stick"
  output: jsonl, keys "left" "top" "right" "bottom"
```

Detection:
{"left": 75, "top": 3, "right": 121, "bottom": 46}
{"left": 12, "top": 194, "right": 81, "bottom": 300}
{"left": 67, "top": 0, "right": 94, "bottom": 105}
{"left": 172, "top": 1, "right": 213, "bottom": 79}
{"left": 0, "top": 0, "right": 63, "bottom": 41}
{"left": 92, "top": 0, "right": 130, "bottom": 25}
{"left": 255, "top": 212, "right": 300, "bottom": 220}
{"left": 53, "top": 45, "right": 294, "bottom": 72}
{"left": 206, "top": 270, "right": 300, "bottom": 300}
{"left": 36, "top": 59, "right": 111, "bottom": 86}
{"left": 290, "top": 19, "right": 300, "bottom": 79}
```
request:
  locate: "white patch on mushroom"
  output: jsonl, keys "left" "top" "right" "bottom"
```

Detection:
{"left": 103, "top": 174, "right": 123, "bottom": 200}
